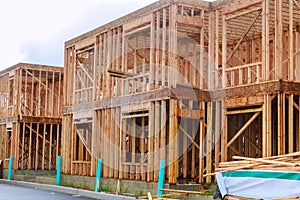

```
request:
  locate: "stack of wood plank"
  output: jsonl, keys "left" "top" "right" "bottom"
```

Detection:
{"left": 215, "top": 151, "right": 300, "bottom": 174}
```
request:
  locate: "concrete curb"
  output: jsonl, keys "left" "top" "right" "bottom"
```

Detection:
{"left": 0, "top": 179, "right": 136, "bottom": 200}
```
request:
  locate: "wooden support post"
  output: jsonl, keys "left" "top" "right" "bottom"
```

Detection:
{"left": 200, "top": 10, "right": 205, "bottom": 89}
{"left": 289, "top": 0, "right": 294, "bottom": 81}
{"left": 221, "top": 101, "right": 228, "bottom": 162}
{"left": 154, "top": 101, "right": 160, "bottom": 181}
{"left": 21, "top": 123, "right": 25, "bottom": 169}
{"left": 35, "top": 123, "right": 39, "bottom": 170}
{"left": 278, "top": 93, "right": 285, "bottom": 155}
{"left": 119, "top": 118, "right": 125, "bottom": 179}
{"left": 42, "top": 124, "right": 46, "bottom": 170}
{"left": 262, "top": 94, "right": 272, "bottom": 157}
{"left": 141, "top": 116, "right": 146, "bottom": 181}
{"left": 49, "top": 124, "right": 53, "bottom": 170}
{"left": 208, "top": 11, "right": 215, "bottom": 89}
{"left": 222, "top": 15, "right": 227, "bottom": 88}
{"left": 275, "top": 0, "right": 283, "bottom": 79}
{"left": 206, "top": 102, "right": 213, "bottom": 183}
{"left": 168, "top": 99, "right": 178, "bottom": 184}
{"left": 114, "top": 107, "right": 120, "bottom": 179}
{"left": 24, "top": 69, "right": 28, "bottom": 115}
{"left": 215, "top": 101, "right": 221, "bottom": 168}
{"left": 289, "top": 94, "right": 294, "bottom": 153}
{"left": 183, "top": 119, "right": 188, "bottom": 179}
{"left": 28, "top": 123, "right": 32, "bottom": 169}
{"left": 297, "top": 32, "right": 300, "bottom": 81}
{"left": 262, "top": 0, "right": 270, "bottom": 80}
{"left": 131, "top": 117, "right": 136, "bottom": 180}
{"left": 148, "top": 102, "right": 155, "bottom": 182}
{"left": 161, "top": 100, "right": 166, "bottom": 164}
{"left": 199, "top": 102, "right": 205, "bottom": 183}
{"left": 91, "top": 111, "right": 97, "bottom": 177}
{"left": 56, "top": 124, "right": 60, "bottom": 170}
{"left": 150, "top": 13, "right": 155, "bottom": 90}
{"left": 155, "top": 11, "right": 160, "bottom": 89}
{"left": 162, "top": 8, "right": 166, "bottom": 87}
{"left": 215, "top": 10, "right": 220, "bottom": 88}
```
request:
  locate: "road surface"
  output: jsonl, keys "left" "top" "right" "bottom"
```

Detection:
{"left": 0, "top": 183, "right": 94, "bottom": 200}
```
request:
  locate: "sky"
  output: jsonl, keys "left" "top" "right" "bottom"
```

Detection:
{"left": 0, "top": 0, "right": 214, "bottom": 71}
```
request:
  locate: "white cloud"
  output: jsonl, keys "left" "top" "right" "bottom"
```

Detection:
{"left": 0, "top": 0, "right": 216, "bottom": 71}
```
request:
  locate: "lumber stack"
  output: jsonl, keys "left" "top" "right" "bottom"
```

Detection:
{"left": 206, "top": 152, "right": 300, "bottom": 177}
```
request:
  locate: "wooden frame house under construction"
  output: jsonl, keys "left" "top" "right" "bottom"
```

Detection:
{"left": 62, "top": 0, "right": 300, "bottom": 184}
{"left": 0, "top": 63, "right": 63, "bottom": 171}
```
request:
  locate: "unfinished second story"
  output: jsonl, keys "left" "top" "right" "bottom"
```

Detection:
{"left": 0, "top": 63, "right": 64, "bottom": 120}
{"left": 64, "top": 0, "right": 300, "bottom": 106}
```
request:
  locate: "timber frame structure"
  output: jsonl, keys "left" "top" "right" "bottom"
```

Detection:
{"left": 0, "top": 63, "right": 63, "bottom": 171}
{"left": 63, "top": 0, "right": 300, "bottom": 184}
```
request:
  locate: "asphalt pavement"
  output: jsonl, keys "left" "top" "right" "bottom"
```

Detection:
{"left": 0, "top": 183, "right": 93, "bottom": 200}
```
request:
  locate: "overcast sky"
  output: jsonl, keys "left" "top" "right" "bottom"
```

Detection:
{"left": 0, "top": 0, "right": 214, "bottom": 71}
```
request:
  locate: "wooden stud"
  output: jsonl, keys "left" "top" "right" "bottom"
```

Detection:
{"left": 275, "top": 0, "right": 283, "bottom": 79}
{"left": 288, "top": 94, "right": 294, "bottom": 153}
{"left": 289, "top": 0, "right": 294, "bottom": 81}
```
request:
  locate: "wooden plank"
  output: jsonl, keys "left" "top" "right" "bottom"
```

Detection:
{"left": 123, "top": 13, "right": 152, "bottom": 32}
{"left": 114, "top": 107, "right": 120, "bottom": 179}
{"left": 226, "top": 9, "right": 262, "bottom": 64}
{"left": 206, "top": 102, "right": 212, "bottom": 183}
{"left": 162, "top": 8, "right": 166, "bottom": 87}
{"left": 215, "top": 10, "right": 220, "bottom": 88}
{"left": 35, "top": 123, "right": 39, "bottom": 170}
{"left": 45, "top": 71, "right": 48, "bottom": 116}
{"left": 226, "top": 107, "right": 262, "bottom": 115}
{"left": 262, "top": 94, "right": 272, "bottom": 157}
{"left": 222, "top": 15, "right": 227, "bottom": 88}
{"left": 289, "top": 0, "right": 294, "bottom": 81}
{"left": 161, "top": 100, "right": 166, "bottom": 163}
{"left": 288, "top": 94, "right": 294, "bottom": 153}
{"left": 225, "top": 6, "right": 262, "bottom": 20}
{"left": 278, "top": 93, "right": 285, "bottom": 155}
{"left": 227, "top": 112, "right": 260, "bottom": 149}
{"left": 155, "top": 11, "right": 160, "bottom": 90}
{"left": 176, "top": 15, "right": 203, "bottom": 27}
{"left": 179, "top": 126, "right": 201, "bottom": 150}
{"left": 223, "top": 0, "right": 262, "bottom": 15}
{"left": 49, "top": 124, "right": 53, "bottom": 170}
{"left": 275, "top": 0, "right": 283, "bottom": 79}
{"left": 200, "top": 10, "right": 205, "bottom": 89}
{"left": 208, "top": 11, "right": 214, "bottom": 89}
{"left": 215, "top": 101, "right": 221, "bottom": 168}
{"left": 28, "top": 123, "right": 32, "bottom": 169}
{"left": 168, "top": 99, "right": 175, "bottom": 184}
{"left": 131, "top": 117, "right": 136, "bottom": 180}
{"left": 21, "top": 122, "right": 25, "bottom": 169}
{"left": 42, "top": 124, "right": 47, "bottom": 170}
{"left": 154, "top": 101, "right": 160, "bottom": 181}
{"left": 56, "top": 124, "right": 60, "bottom": 169}
{"left": 141, "top": 116, "right": 146, "bottom": 181}
{"left": 199, "top": 102, "right": 205, "bottom": 183}
{"left": 148, "top": 102, "right": 154, "bottom": 182}
{"left": 149, "top": 13, "right": 155, "bottom": 90}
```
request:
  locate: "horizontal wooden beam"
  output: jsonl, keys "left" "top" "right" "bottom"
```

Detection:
{"left": 226, "top": 107, "right": 262, "bottom": 115}
{"left": 176, "top": 15, "right": 203, "bottom": 27}
{"left": 178, "top": 109, "right": 204, "bottom": 119}
{"left": 223, "top": 0, "right": 262, "bottom": 15}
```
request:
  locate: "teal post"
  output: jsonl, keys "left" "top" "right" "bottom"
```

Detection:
{"left": 157, "top": 160, "right": 165, "bottom": 196}
{"left": 56, "top": 156, "right": 62, "bottom": 185}
{"left": 7, "top": 156, "right": 13, "bottom": 180}
{"left": 95, "top": 158, "right": 103, "bottom": 192}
